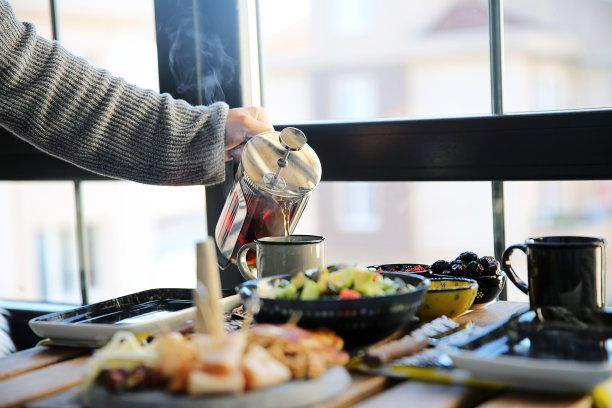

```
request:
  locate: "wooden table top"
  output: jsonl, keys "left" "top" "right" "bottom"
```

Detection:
{"left": 0, "top": 301, "right": 608, "bottom": 408}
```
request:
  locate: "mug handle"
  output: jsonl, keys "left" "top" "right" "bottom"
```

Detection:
{"left": 237, "top": 243, "right": 257, "bottom": 281}
{"left": 501, "top": 244, "right": 529, "bottom": 294}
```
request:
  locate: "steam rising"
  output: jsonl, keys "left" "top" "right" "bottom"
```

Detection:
{"left": 167, "top": 13, "right": 236, "bottom": 105}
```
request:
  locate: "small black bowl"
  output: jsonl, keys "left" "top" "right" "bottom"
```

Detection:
{"left": 471, "top": 270, "right": 507, "bottom": 309}
{"left": 366, "top": 263, "right": 433, "bottom": 278}
{"left": 237, "top": 272, "right": 430, "bottom": 349}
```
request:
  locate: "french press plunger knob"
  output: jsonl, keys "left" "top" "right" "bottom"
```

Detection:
{"left": 263, "top": 127, "right": 307, "bottom": 191}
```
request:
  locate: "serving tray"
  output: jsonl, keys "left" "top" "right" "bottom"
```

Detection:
{"left": 450, "top": 307, "right": 612, "bottom": 392}
{"left": 29, "top": 289, "right": 238, "bottom": 347}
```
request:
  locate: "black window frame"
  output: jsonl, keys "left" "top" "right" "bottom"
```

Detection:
{"left": 154, "top": 0, "right": 612, "bottom": 290}
{"left": 1, "top": 0, "right": 612, "bottom": 298}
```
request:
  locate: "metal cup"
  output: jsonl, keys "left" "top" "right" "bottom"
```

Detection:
{"left": 236, "top": 235, "right": 324, "bottom": 281}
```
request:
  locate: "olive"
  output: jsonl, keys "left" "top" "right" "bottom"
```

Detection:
{"left": 451, "top": 258, "right": 464, "bottom": 267}
{"left": 450, "top": 262, "right": 466, "bottom": 275}
{"left": 431, "top": 260, "right": 451, "bottom": 274}
{"left": 484, "top": 260, "right": 501, "bottom": 276}
{"left": 478, "top": 255, "right": 496, "bottom": 266}
{"left": 459, "top": 251, "right": 479, "bottom": 263}
{"left": 466, "top": 260, "right": 485, "bottom": 277}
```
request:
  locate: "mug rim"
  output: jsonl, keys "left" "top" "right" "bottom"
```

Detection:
{"left": 256, "top": 235, "right": 324, "bottom": 245}
{"left": 526, "top": 236, "right": 607, "bottom": 246}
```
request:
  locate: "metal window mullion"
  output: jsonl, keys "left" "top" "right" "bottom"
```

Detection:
{"left": 74, "top": 181, "right": 90, "bottom": 305}
{"left": 49, "top": 0, "right": 90, "bottom": 304}
{"left": 49, "top": 0, "right": 59, "bottom": 41}
{"left": 489, "top": 0, "right": 504, "bottom": 115}
{"left": 489, "top": 0, "right": 507, "bottom": 299}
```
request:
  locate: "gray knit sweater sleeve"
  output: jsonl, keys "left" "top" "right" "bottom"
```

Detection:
{"left": 0, "top": 0, "right": 229, "bottom": 186}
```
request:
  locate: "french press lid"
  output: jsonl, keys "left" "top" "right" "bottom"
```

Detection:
{"left": 241, "top": 127, "right": 322, "bottom": 198}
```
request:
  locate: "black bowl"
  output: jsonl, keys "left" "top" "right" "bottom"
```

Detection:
{"left": 366, "top": 263, "right": 432, "bottom": 278}
{"left": 237, "top": 272, "right": 430, "bottom": 349}
{"left": 471, "top": 270, "right": 507, "bottom": 309}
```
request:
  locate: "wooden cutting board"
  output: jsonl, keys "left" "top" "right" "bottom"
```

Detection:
{"left": 349, "top": 380, "right": 494, "bottom": 408}
{"left": 477, "top": 392, "right": 592, "bottom": 408}
{"left": 456, "top": 301, "right": 528, "bottom": 327}
{"left": 311, "top": 374, "right": 387, "bottom": 408}
{"left": 0, "top": 347, "right": 88, "bottom": 381}
{"left": 0, "top": 354, "right": 90, "bottom": 408}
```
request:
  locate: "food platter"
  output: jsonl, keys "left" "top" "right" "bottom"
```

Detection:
{"left": 238, "top": 272, "right": 429, "bottom": 349}
{"left": 29, "top": 289, "right": 239, "bottom": 347}
{"left": 83, "top": 365, "right": 351, "bottom": 408}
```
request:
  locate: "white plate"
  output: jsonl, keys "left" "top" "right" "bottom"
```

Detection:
{"left": 450, "top": 349, "right": 612, "bottom": 392}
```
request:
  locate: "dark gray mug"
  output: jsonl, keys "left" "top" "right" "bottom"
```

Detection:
{"left": 502, "top": 236, "right": 606, "bottom": 309}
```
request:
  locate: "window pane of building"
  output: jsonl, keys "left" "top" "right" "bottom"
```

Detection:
{"left": 504, "top": 0, "right": 612, "bottom": 112}
{"left": 0, "top": 182, "right": 79, "bottom": 304}
{"left": 81, "top": 182, "right": 206, "bottom": 302}
{"left": 258, "top": 0, "right": 492, "bottom": 122}
{"left": 294, "top": 181, "right": 495, "bottom": 270}
{"left": 56, "top": 0, "right": 159, "bottom": 91}
{"left": 504, "top": 180, "right": 612, "bottom": 304}
{"left": 9, "top": 0, "right": 53, "bottom": 40}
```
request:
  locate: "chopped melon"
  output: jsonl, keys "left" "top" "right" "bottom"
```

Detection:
{"left": 290, "top": 272, "right": 308, "bottom": 290}
{"left": 353, "top": 269, "right": 376, "bottom": 292}
{"left": 317, "top": 267, "right": 330, "bottom": 293}
{"left": 300, "top": 279, "right": 321, "bottom": 300}
{"left": 274, "top": 280, "right": 298, "bottom": 299}
{"left": 326, "top": 268, "right": 354, "bottom": 292}
{"left": 358, "top": 280, "right": 386, "bottom": 297}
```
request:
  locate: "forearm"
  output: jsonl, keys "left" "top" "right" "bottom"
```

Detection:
{"left": 0, "top": 1, "right": 228, "bottom": 186}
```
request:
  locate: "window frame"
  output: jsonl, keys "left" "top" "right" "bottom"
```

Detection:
{"left": 1, "top": 0, "right": 612, "bottom": 303}
{"left": 153, "top": 0, "right": 612, "bottom": 291}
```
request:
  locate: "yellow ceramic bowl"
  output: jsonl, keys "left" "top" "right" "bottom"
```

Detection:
{"left": 416, "top": 277, "right": 478, "bottom": 321}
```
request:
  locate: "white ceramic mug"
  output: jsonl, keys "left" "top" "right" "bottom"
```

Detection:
{"left": 236, "top": 235, "right": 324, "bottom": 281}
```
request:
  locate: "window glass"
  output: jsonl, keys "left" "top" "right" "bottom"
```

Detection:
{"left": 329, "top": 0, "right": 372, "bottom": 37}
{"left": 259, "top": 0, "right": 492, "bottom": 122}
{"left": 0, "top": 182, "right": 79, "bottom": 304}
{"left": 504, "top": 180, "right": 612, "bottom": 304}
{"left": 294, "top": 181, "right": 495, "bottom": 270}
{"left": 504, "top": 0, "right": 612, "bottom": 112}
{"left": 56, "top": 0, "right": 159, "bottom": 91}
{"left": 81, "top": 182, "right": 206, "bottom": 302}
{"left": 9, "top": 0, "right": 53, "bottom": 40}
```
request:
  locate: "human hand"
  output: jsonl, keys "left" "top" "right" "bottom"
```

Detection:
{"left": 224, "top": 106, "right": 274, "bottom": 162}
